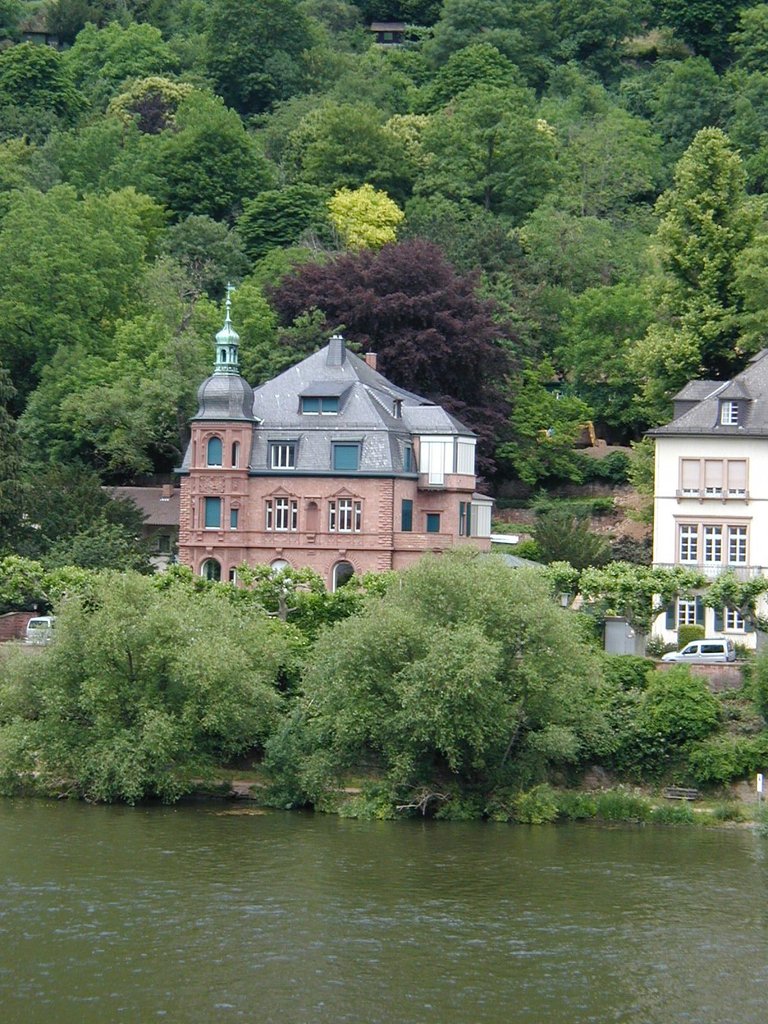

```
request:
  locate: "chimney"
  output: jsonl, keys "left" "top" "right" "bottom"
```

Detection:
{"left": 364, "top": 351, "right": 378, "bottom": 371}
{"left": 161, "top": 484, "right": 174, "bottom": 499}
{"left": 327, "top": 334, "right": 346, "bottom": 366}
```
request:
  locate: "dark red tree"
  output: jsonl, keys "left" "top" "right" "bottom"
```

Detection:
{"left": 269, "top": 240, "right": 517, "bottom": 476}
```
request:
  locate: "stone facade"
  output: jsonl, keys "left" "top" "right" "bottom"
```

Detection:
{"left": 178, "top": 306, "right": 492, "bottom": 589}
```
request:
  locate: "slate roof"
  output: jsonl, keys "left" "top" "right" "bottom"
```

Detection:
{"left": 108, "top": 487, "right": 180, "bottom": 526}
{"left": 649, "top": 349, "right": 768, "bottom": 437}
{"left": 247, "top": 337, "right": 474, "bottom": 474}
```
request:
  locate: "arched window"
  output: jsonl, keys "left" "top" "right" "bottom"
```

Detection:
{"left": 232, "top": 441, "right": 240, "bottom": 467}
{"left": 207, "top": 436, "right": 223, "bottom": 466}
{"left": 201, "top": 558, "right": 221, "bottom": 582}
{"left": 270, "top": 559, "right": 290, "bottom": 573}
{"left": 332, "top": 560, "right": 355, "bottom": 591}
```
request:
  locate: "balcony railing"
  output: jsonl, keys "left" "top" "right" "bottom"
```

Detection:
{"left": 654, "top": 562, "right": 766, "bottom": 580}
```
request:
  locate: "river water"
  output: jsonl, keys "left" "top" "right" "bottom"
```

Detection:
{"left": 1, "top": 800, "right": 767, "bottom": 1024}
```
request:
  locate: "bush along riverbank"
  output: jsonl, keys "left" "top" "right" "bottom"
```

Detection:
{"left": 2, "top": 552, "right": 768, "bottom": 825}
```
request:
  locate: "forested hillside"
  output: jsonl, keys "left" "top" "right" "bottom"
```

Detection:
{"left": 2, "top": 0, "right": 768, "bottom": 562}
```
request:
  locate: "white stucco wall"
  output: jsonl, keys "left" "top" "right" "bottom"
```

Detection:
{"left": 652, "top": 433, "right": 768, "bottom": 648}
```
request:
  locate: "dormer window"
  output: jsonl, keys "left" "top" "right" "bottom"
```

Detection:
{"left": 271, "top": 442, "right": 297, "bottom": 469}
{"left": 333, "top": 443, "right": 360, "bottom": 471}
{"left": 721, "top": 401, "right": 739, "bottom": 425}
{"left": 301, "top": 396, "right": 339, "bottom": 415}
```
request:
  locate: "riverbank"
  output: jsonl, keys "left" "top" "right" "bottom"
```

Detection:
{"left": 191, "top": 768, "right": 766, "bottom": 831}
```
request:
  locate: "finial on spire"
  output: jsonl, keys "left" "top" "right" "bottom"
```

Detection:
{"left": 213, "top": 284, "right": 241, "bottom": 375}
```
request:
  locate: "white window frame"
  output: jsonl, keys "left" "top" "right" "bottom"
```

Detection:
{"left": 725, "top": 607, "right": 745, "bottom": 631}
{"left": 703, "top": 524, "right": 723, "bottom": 564}
{"left": 679, "top": 524, "right": 699, "bottom": 563}
{"left": 677, "top": 521, "right": 749, "bottom": 567}
{"left": 271, "top": 443, "right": 296, "bottom": 469}
{"left": 728, "top": 525, "right": 747, "bottom": 564}
{"left": 677, "top": 598, "right": 697, "bottom": 626}
{"left": 329, "top": 498, "right": 362, "bottom": 533}
{"left": 721, "top": 401, "right": 739, "bottom": 425}
{"left": 266, "top": 498, "right": 298, "bottom": 532}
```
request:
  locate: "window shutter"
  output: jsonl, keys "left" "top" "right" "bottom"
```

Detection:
{"left": 695, "top": 596, "right": 704, "bottom": 625}
{"left": 681, "top": 460, "right": 699, "bottom": 492}
{"left": 704, "top": 460, "right": 723, "bottom": 493}
{"left": 728, "top": 460, "right": 746, "bottom": 494}
{"left": 714, "top": 607, "right": 723, "bottom": 632}
{"left": 745, "top": 616, "right": 755, "bottom": 633}
{"left": 665, "top": 604, "right": 675, "bottom": 629}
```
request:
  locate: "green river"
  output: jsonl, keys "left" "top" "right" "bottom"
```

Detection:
{"left": 1, "top": 799, "right": 767, "bottom": 1024}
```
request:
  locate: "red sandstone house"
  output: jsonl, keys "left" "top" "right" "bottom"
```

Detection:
{"left": 178, "top": 298, "right": 492, "bottom": 589}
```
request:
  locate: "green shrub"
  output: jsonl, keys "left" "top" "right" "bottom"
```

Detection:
{"left": 650, "top": 802, "right": 695, "bottom": 824}
{"left": 709, "top": 800, "right": 744, "bottom": 822}
{"left": 531, "top": 496, "right": 615, "bottom": 518}
{"left": 555, "top": 790, "right": 598, "bottom": 820}
{"left": 512, "top": 783, "right": 559, "bottom": 824}
{"left": 513, "top": 539, "right": 543, "bottom": 562}
{"left": 753, "top": 805, "right": 768, "bottom": 838}
{"left": 645, "top": 634, "right": 675, "bottom": 658}
{"left": 687, "top": 733, "right": 768, "bottom": 785}
{"left": 752, "top": 652, "right": 768, "bottom": 721}
{"left": 602, "top": 654, "right": 654, "bottom": 691}
{"left": 640, "top": 665, "right": 720, "bottom": 745}
{"left": 677, "top": 624, "right": 705, "bottom": 647}
{"left": 581, "top": 451, "right": 631, "bottom": 485}
{"left": 434, "top": 792, "right": 486, "bottom": 820}
{"left": 594, "top": 788, "right": 651, "bottom": 821}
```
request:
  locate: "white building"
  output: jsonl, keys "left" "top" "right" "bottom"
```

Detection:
{"left": 649, "top": 351, "right": 768, "bottom": 647}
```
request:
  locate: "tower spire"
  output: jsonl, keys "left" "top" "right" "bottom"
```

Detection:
{"left": 214, "top": 282, "right": 240, "bottom": 375}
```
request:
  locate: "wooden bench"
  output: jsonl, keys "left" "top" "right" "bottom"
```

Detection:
{"left": 662, "top": 786, "right": 700, "bottom": 801}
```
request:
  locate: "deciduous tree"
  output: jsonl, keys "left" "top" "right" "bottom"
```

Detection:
{"left": 206, "top": 0, "right": 316, "bottom": 115}
{"left": 328, "top": 184, "right": 404, "bottom": 249}
{"left": 269, "top": 239, "right": 514, "bottom": 471}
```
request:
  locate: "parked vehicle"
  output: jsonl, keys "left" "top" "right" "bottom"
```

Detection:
{"left": 24, "top": 616, "right": 55, "bottom": 644}
{"left": 661, "top": 638, "right": 736, "bottom": 664}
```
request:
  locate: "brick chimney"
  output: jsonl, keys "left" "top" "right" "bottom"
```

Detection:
{"left": 161, "top": 484, "right": 174, "bottom": 499}
{"left": 364, "top": 351, "right": 378, "bottom": 371}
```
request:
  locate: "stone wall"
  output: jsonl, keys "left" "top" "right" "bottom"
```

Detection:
{"left": 656, "top": 660, "right": 744, "bottom": 692}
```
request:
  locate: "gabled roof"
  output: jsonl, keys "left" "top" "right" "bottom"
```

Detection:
{"left": 649, "top": 350, "right": 768, "bottom": 437}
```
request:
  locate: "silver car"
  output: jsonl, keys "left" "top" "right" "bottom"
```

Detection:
{"left": 661, "top": 638, "right": 736, "bottom": 663}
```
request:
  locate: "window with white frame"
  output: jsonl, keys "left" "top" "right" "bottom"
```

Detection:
{"left": 725, "top": 607, "right": 745, "bottom": 631}
{"left": 679, "top": 524, "right": 698, "bottom": 562}
{"left": 728, "top": 525, "right": 748, "bottom": 563}
{"left": 329, "top": 498, "right": 362, "bottom": 532}
{"left": 266, "top": 497, "right": 298, "bottom": 531}
{"left": 720, "top": 401, "right": 739, "bottom": 425}
{"left": 703, "top": 524, "right": 722, "bottom": 563}
{"left": 677, "top": 599, "right": 698, "bottom": 626}
{"left": 677, "top": 521, "right": 749, "bottom": 565}
{"left": 679, "top": 458, "right": 748, "bottom": 498}
{"left": 270, "top": 443, "right": 296, "bottom": 469}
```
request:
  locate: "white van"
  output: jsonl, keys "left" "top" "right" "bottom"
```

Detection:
{"left": 24, "top": 616, "right": 55, "bottom": 644}
{"left": 661, "top": 638, "right": 736, "bottom": 664}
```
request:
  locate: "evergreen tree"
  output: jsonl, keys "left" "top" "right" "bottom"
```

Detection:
{"left": 633, "top": 128, "right": 762, "bottom": 421}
